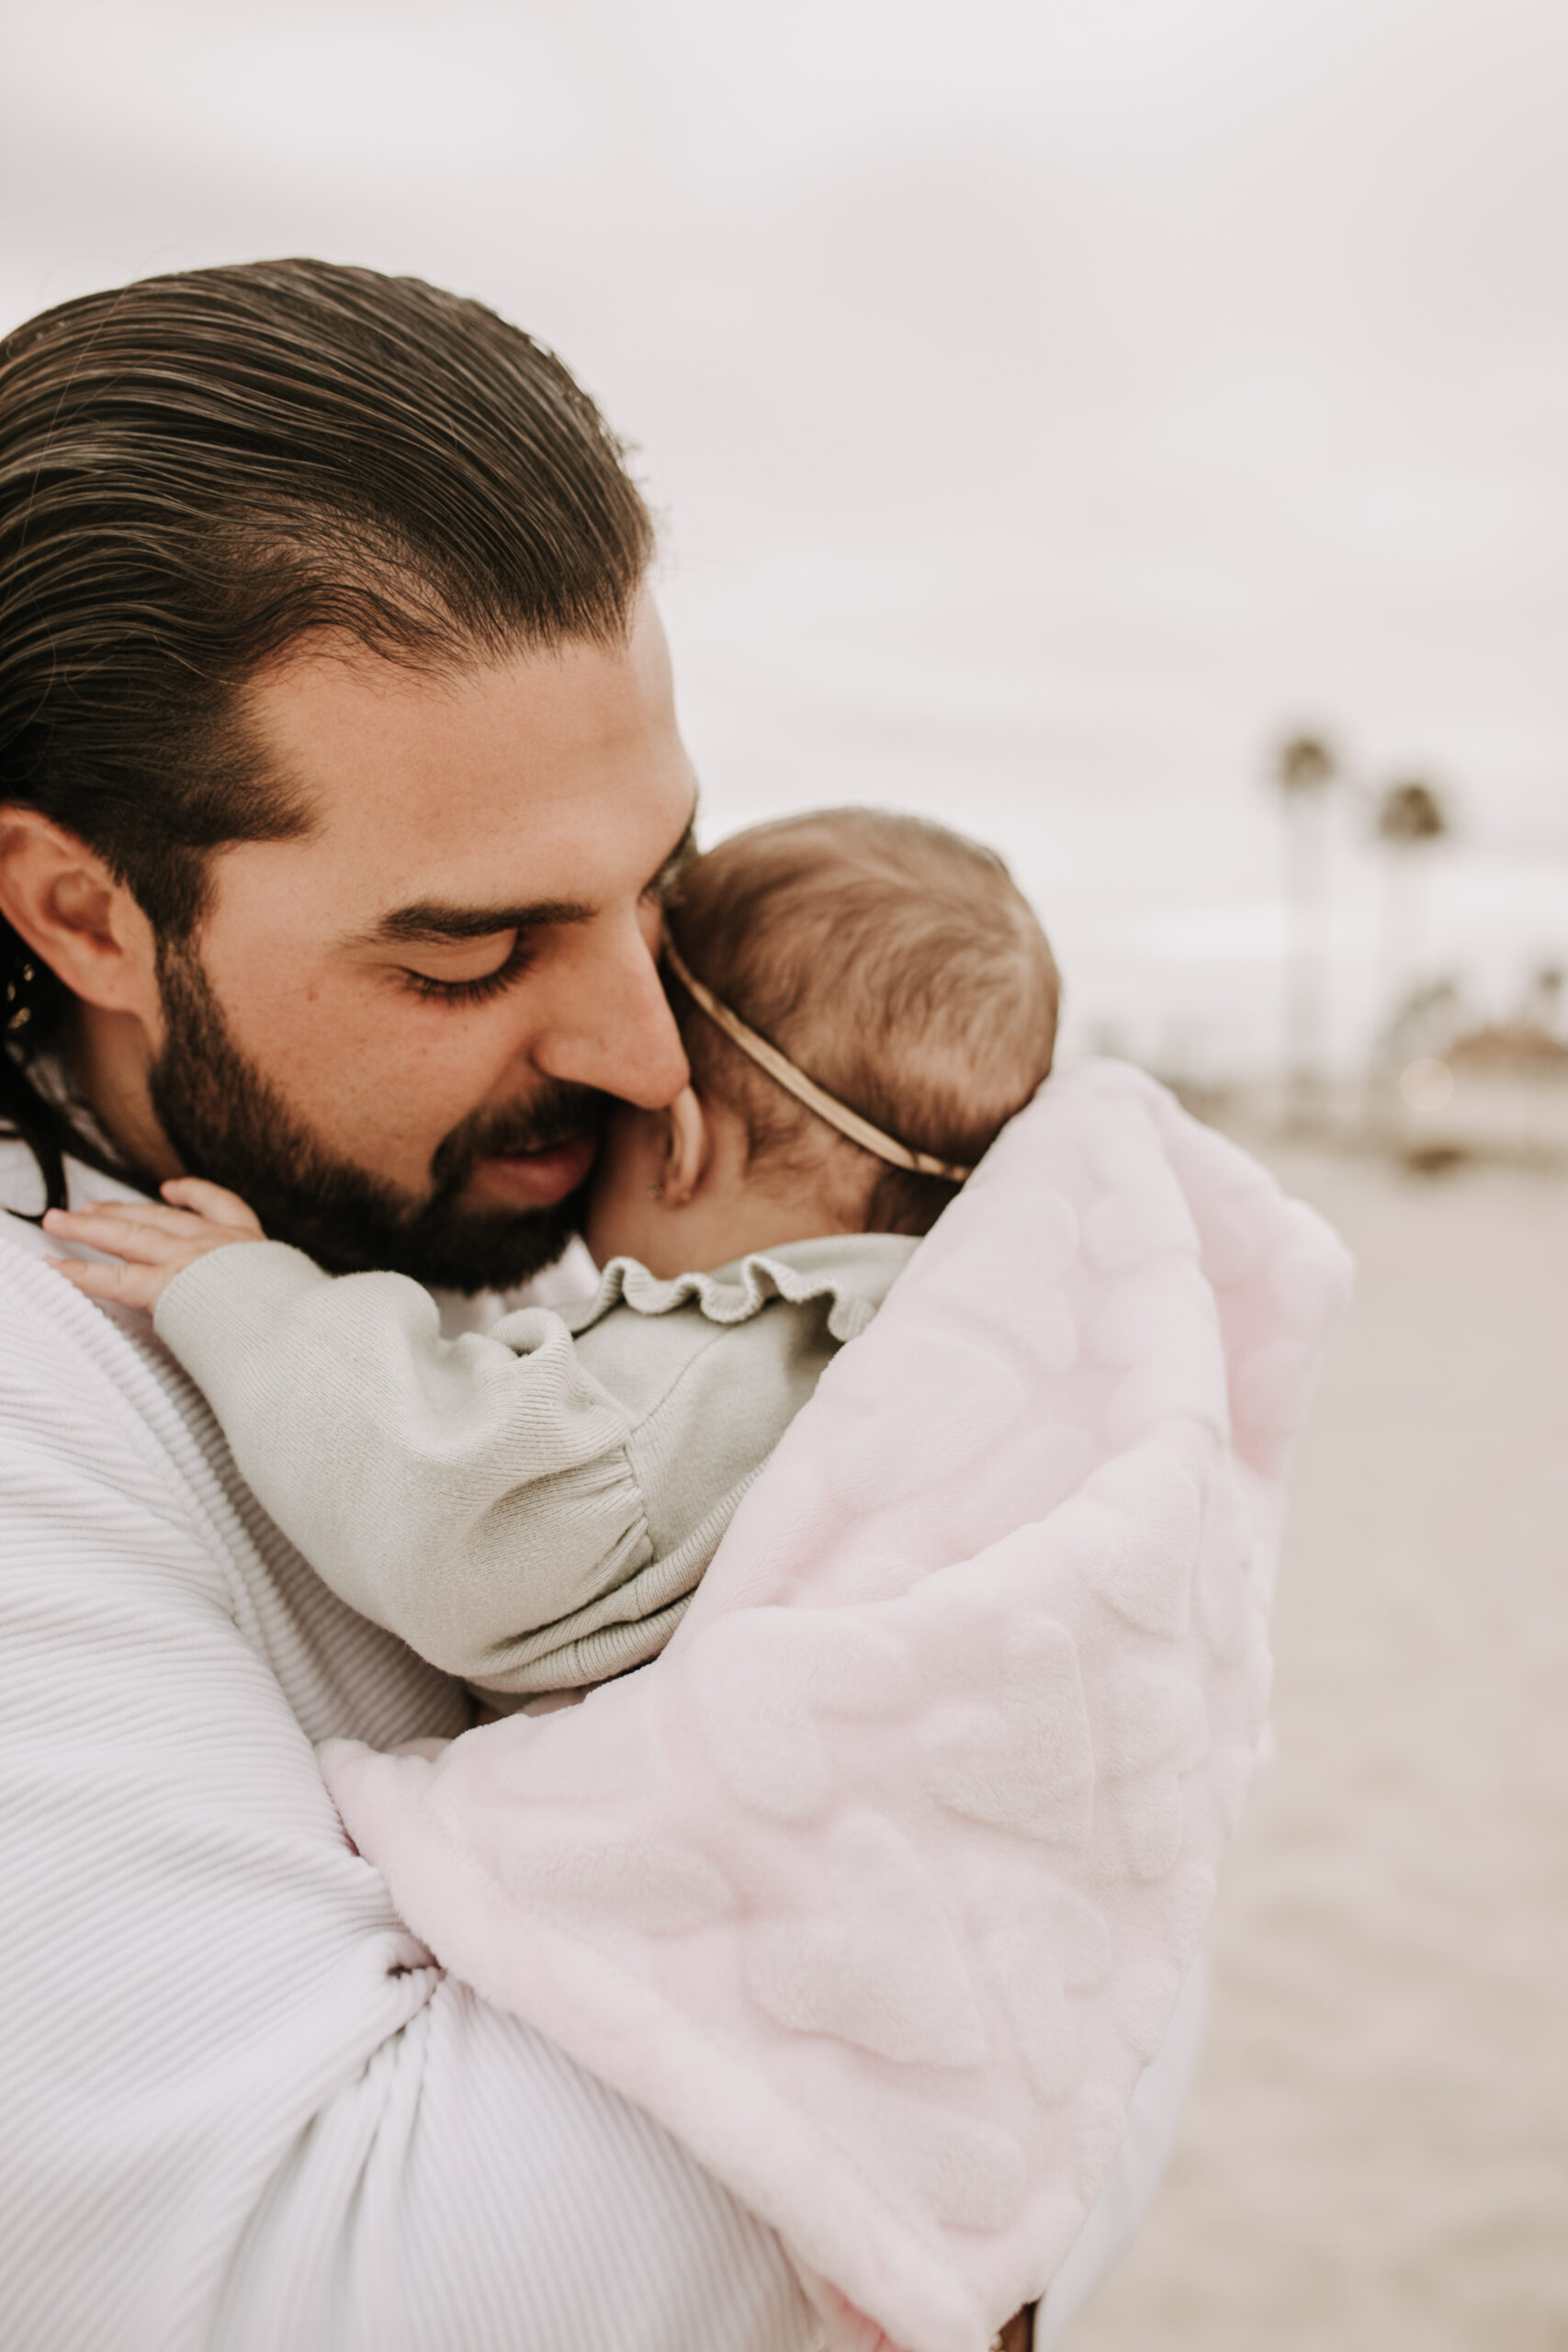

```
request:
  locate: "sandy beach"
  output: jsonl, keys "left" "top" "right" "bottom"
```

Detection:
{"left": 1066, "top": 1143, "right": 1568, "bottom": 2352}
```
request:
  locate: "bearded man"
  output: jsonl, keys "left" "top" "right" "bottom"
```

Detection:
{"left": 0, "top": 263, "right": 1191, "bottom": 2352}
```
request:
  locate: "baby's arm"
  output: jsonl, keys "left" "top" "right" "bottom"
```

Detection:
{"left": 45, "top": 1188, "right": 653, "bottom": 1685}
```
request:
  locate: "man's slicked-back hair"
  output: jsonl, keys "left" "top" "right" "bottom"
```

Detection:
{"left": 0, "top": 258, "right": 654, "bottom": 1199}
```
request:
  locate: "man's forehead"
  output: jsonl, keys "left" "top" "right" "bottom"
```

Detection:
{"left": 243, "top": 601, "right": 675, "bottom": 820}
{"left": 230, "top": 602, "right": 693, "bottom": 917}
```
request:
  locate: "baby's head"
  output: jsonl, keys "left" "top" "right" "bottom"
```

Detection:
{"left": 584, "top": 808, "right": 1059, "bottom": 1277}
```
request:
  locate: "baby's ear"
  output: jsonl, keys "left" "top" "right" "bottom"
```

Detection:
{"left": 661, "top": 1085, "right": 708, "bottom": 1205}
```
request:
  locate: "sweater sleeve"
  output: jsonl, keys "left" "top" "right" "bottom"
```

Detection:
{"left": 154, "top": 1240, "right": 660, "bottom": 1684}
{"left": 0, "top": 1235, "right": 813, "bottom": 2352}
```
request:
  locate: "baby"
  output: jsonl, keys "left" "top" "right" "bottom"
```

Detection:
{"left": 46, "top": 808, "right": 1059, "bottom": 1702}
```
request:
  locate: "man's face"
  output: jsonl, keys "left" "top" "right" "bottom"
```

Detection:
{"left": 145, "top": 596, "right": 695, "bottom": 1291}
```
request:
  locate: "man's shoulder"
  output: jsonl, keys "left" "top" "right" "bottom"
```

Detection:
{"left": 0, "top": 1193, "right": 226, "bottom": 1534}
{"left": 0, "top": 1130, "right": 152, "bottom": 1230}
{"left": 0, "top": 1153, "right": 469, "bottom": 1747}
{"left": 0, "top": 1204, "right": 55, "bottom": 1266}
{"left": 0, "top": 1121, "right": 52, "bottom": 1232}
{"left": 1, "top": 1137, "right": 169, "bottom": 1408}
{"left": 2, "top": 1197, "right": 125, "bottom": 1357}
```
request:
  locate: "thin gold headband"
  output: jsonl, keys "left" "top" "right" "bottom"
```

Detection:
{"left": 662, "top": 939, "right": 973, "bottom": 1184}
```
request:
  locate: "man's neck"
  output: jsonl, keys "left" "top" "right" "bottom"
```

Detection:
{"left": 63, "top": 1001, "right": 179, "bottom": 1182}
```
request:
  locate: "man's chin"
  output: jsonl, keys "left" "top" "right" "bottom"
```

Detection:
{"left": 323, "top": 1193, "right": 581, "bottom": 1295}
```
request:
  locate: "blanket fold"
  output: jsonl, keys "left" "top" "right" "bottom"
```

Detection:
{"left": 323, "top": 1061, "right": 1349, "bottom": 2352}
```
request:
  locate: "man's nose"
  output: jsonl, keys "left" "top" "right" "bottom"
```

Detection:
{"left": 528, "top": 915, "right": 690, "bottom": 1109}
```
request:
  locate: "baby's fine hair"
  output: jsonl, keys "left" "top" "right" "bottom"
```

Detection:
{"left": 663, "top": 808, "right": 1059, "bottom": 1238}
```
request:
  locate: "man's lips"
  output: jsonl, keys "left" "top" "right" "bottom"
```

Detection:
{"left": 470, "top": 1134, "right": 598, "bottom": 1207}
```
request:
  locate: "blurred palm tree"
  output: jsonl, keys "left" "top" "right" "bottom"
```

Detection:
{"left": 1377, "top": 778, "right": 1448, "bottom": 849}
{"left": 1524, "top": 963, "right": 1564, "bottom": 1037}
{"left": 1272, "top": 731, "right": 1338, "bottom": 1128}
{"left": 1376, "top": 779, "right": 1450, "bottom": 1047}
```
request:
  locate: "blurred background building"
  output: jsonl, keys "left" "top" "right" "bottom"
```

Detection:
{"left": 4, "top": 5, "right": 1563, "bottom": 2346}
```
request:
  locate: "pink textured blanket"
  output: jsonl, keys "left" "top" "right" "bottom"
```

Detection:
{"left": 322, "top": 1061, "right": 1349, "bottom": 2352}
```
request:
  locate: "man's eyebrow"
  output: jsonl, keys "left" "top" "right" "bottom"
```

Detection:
{"left": 355, "top": 897, "right": 593, "bottom": 950}
{"left": 353, "top": 800, "right": 700, "bottom": 952}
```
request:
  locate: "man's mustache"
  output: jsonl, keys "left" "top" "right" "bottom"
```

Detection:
{"left": 430, "top": 1082, "right": 613, "bottom": 1192}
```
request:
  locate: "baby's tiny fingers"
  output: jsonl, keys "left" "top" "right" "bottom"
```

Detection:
{"left": 41, "top": 1208, "right": 193, "bottom": 1264}
{"left": 160, "top": 1178, "right": 263, "bottom": 1234}
{"left": 51, "top": 1255, "right": 161, "bottom": 1310}
{"left": 44, "top": 1202, "right": 171, "bottom": 1234}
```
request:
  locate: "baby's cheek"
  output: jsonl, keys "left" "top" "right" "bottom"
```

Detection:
{"left": 582, "top": 1153, "right": 650, "bottom": 1268}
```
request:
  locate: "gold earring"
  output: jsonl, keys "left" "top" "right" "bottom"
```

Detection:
{"left": 647, "top": 1182, "right": 664, "bottom": 1201}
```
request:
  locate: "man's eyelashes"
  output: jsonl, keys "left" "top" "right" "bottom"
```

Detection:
{"left": 401, "top": 935, "right": 536, "bottom": 1005}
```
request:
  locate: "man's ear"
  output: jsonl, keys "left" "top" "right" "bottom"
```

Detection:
{"left": 0, "top": 808, "right": 160, "bottom": 1021}
{"left": 660, "top": 1084, "right": 710, "bottom": 1207}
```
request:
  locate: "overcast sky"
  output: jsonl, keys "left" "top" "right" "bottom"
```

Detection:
{"left": 4, "top": 0, "right": 1565, "bottom": 1069}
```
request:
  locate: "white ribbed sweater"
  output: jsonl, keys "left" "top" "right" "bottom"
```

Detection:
{"left": 0, "top": 1147, "right": 811, "bottom": 2352}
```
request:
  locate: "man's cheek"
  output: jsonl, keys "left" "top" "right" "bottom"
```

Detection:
{"left": 276, "top": 1000, "right": 462, "bottom": 1113}
{"left": 274, "top": 1047, "right": 451, "bottom": 1178}
{"left": 258, "top": 978, "right": 520, "bottom": 1156}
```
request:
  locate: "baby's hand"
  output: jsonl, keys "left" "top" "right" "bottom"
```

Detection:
{"left": 42, "top": 1179, "right": 265, "bottom": 1312}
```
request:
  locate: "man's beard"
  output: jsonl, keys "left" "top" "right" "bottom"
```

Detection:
{"left": 146, "top": 941, "right": 608, "bottom": 1293}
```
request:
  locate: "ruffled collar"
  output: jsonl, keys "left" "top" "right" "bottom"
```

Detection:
{"left": 562, "top": 1231, "right": 919, "bottom": 1347}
